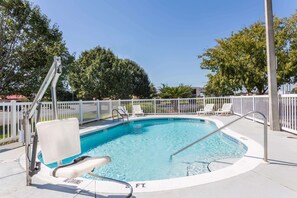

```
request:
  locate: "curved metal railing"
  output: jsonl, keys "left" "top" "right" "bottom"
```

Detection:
{"left": 170, "top": 111, "right": 268, "bottom": 162}
{"left": 112, "top": 109, "right": 129, "bottom": 122}
{"left": 88, "top": 172, "right": 133, "bottom": 198}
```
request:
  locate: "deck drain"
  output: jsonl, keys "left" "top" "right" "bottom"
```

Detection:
{"left": 63, "top": 178, "right": 83, "bottom": 184}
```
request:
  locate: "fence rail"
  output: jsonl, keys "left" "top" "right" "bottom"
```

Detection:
{"left": 1, "top": 95, "right": 296, "bottom": 143}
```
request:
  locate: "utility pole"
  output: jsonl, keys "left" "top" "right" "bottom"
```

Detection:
{"left": 264, "top": 0, "right": 280, "bottom": 131}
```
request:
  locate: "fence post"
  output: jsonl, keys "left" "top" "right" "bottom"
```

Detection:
{"left": 252, "top": 95, "right": 255, "bottom": 121}
{"left": 96, "top": 99, "right": 100, "bottom": 120}
{"left": 278, "top": 94, "right": 282, "bottom": 128}
{"left": 178, "top": 98, "right": 180, "bottom": 114}
{"left": 154, "top": 98, "right": 156, "bottom": 115}
{"left": 11, "top": 100, "right": 17, "bottom": 139}
{"left": 203, "top": 96, "right": 206, "bottom": 107}
{"left": 109, "top": 99, "right": 112, "bottom": 117}
{"left": 79, "top": 100, "right": 83, "bottom": 124}
{"left": 240, "top": 97, "right": 243, "bottom": 115}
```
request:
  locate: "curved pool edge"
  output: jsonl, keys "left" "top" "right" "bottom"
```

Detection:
{"left": 19, "top": 115, "right": 264, "bottom": 194}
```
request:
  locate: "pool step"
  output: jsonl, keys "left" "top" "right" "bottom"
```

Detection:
{"left": 185, "top": 161, "right": 210, "bottom": 176}
{"left": 207, "top": 158, "right": 241, "bottom": 172}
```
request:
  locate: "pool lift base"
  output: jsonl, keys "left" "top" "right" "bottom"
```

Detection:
{"left": 23, "top": 57, "right": 133, "bottom": 198}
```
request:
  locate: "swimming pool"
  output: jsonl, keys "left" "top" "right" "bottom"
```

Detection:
{"left": 39, "top": 118, "right": 247, "bottom": 182}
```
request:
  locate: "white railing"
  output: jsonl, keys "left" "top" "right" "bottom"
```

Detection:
{"left": 231, "top": 95, "right": 270, "bottom": 123}
{"left": 279, "top": 95, "right": 297, "bottom": 133}
{"left": 1, "top": 95, "right": 296, "bottom": 143}
{"left": 231, "top": 94, "right": 297, "bottom": 134}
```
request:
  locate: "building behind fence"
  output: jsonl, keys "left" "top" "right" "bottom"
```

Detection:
{"left": 1, "top": 95, "right": 296, "bottom": 143}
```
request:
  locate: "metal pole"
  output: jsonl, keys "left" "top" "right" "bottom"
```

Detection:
{"left": 23, "top": 113, "right": 31, "bottom": 186}
{"left": 30, "top": 103, "right": 42, "bottom": 174}
{"left": 264, "top": 118, "right": 268, "bottom": 161}
{"left": 28, "top": 57, "right": 61, "bottom": 118}
{"left": 51, "top": 60, "right": 62, "bottom": 120}
{"left": 264, "top": 0, "right": 280, "bottom": 131}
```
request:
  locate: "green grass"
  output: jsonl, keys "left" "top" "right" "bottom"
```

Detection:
{"left": 0, "top": 134, "right": 6, "bottom": 139}
{"left": 0, "top": 127, "right": 17, "bottom": 145}
{"left": 0, "top": 126, "right": 8, "bottom": 140}
{"left": 125, "top": 103, "right": 154, "bottom": 113}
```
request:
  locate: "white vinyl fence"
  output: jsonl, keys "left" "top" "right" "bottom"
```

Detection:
{"left": 0, "top": 95, "right": 296, "bottom": 143}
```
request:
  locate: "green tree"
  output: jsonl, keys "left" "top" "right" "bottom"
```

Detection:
{"left": 286, "top": 13, "right": 297, "bottom": 83}
{"left": 159, "top": 84, "right": 193, "bottom": 98}
{"left": 0, "top": 0, "right": 74, "bottom": 99}
{"left": 124, "top": 59, "right": 151, "bottom": 98}
{"left": 199, "top": 13, "right": 297, "bottom": 95}
{"left": 149, "top": 83, "right": 157, "bottom": 98}
{"left": 69, "top": 46, "right": 151, "bottom": 99}
{"left": 203, "top": 74, "right": 235, "bottom": 96}
{"left": 69, "top": 46, "right": 116, "bottom": 99}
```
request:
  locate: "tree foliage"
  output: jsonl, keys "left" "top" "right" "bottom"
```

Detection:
{"left": 159, "top": 84, "right": 193, "bottom": 98}
{"left": 199, "top": 12, "right": 297, "bottom": 96}
{"left": 69, "top": 46, "right": 152, "bottom": 99}
{"left": 0, "top": 0, "right": 74, "bottom": 99}
{"left": 149, "top": 83, "right": 157, "bottom": 98}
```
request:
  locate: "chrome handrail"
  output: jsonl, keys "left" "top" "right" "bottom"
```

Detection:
{"left": 88, "top": 172, "right": 133, "bottom": 198}
{"left": 170, "top": 111, "right": 268, "bottom": 162}
{"left": 112, "top": 109, "right": 129, "bottom": 121}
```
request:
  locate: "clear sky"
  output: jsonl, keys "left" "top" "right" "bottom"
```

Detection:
{"left": 31, "top": 0, "right": 296, "bottom": 88}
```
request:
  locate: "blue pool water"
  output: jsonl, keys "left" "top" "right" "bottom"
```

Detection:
{"left": 39, "top": 118, "right": 247, "bottom": 181}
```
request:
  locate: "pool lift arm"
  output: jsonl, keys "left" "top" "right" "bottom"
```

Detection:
{"left": 23, "top": 57, "right": 134, "bottom": 197}
{"left": 23, "top": 56, "right": 62, "bottom": 186}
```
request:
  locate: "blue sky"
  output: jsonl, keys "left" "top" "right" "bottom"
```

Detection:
{"left": 31, "top": 0, "right": 296, "bottom": 88}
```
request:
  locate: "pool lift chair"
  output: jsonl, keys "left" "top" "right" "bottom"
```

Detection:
{"left": 23, "top": 57, "right": 133, "bottom": 197}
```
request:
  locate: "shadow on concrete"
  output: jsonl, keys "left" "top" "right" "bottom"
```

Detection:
{"left": 32, "top": 183, "right": 135, "bottom": 198}
{"left": 0, "top": 143, "right": 23, "bottom": 153}
{"left": 32, "top": 183, "right": 94, "bottom": 197}
{"left": 244, "top": 155, "right": 297, "bottom": 167}
{"left": 0, "top": 171, "right": 25, "bottom": 180}
{"left": 268, "top": 159, "right": 297, "bottom": 167}
{"left": 79, "top": 120, "right": 119, "bottom": 129}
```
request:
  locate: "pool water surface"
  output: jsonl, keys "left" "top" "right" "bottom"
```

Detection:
{"left": 39, "top": 118, "right": 247, "bottom": 182}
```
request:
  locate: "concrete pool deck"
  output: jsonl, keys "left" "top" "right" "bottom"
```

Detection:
{"left": 1, "top": 115, "right": 297, "bottom": 198}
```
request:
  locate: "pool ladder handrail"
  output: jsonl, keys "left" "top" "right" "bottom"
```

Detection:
{"left": 170, "top": 111, "right": 268, "bottom": 162}
{"left": 112, "top": 109, "right": 129, "bottom": 122}
{"left": 88, "top": 172, "right": 133, "bottom": 198}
